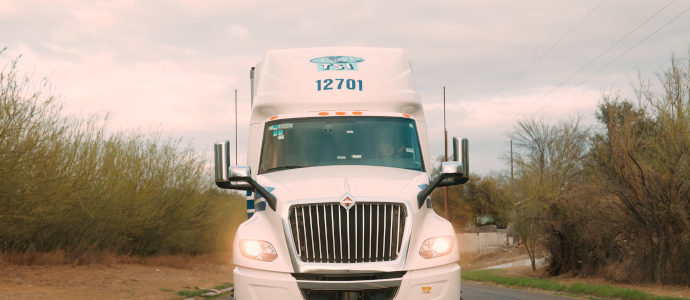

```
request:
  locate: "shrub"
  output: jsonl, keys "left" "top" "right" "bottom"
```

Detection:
{"left": 0, "top": 54, "right": 246, "bottom": 261}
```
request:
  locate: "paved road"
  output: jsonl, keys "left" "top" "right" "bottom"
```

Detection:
{"left": 220, "top": 282, "right": 580, "bottom": 299}
{"left": 462, "top": 282, "right": 579, "bottom": 300}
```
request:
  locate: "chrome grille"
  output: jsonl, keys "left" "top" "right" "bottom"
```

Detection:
{"left": 289, "top": 203, "right": 407, "bottom": 263}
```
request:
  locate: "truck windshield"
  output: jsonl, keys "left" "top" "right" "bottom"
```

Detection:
{"left": 259, "top": 117, "right": 424, "bottom": 174}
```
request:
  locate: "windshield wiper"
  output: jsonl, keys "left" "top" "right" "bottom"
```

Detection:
{"left": 263, "top": 165, "right": 307, "bottom": 173}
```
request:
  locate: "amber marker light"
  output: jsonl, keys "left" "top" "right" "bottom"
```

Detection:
{"left": 269, "top": 116, "right": 278, "bottom": 120}
{"left": 402, "top": 114, "right": 411, "bottom": 118}
{"left": 352, "top": 111, "right": 363, "bottom": 115}
{"left": 335, "top": 112, "right": 345, "bottom": 116}
{"left": 318, "top": 112, "right": 329, "bottom": 116}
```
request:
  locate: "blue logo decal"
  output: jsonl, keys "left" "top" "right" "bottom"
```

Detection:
{"left": 310, "top": 56, "right": 364, "bottom": 71}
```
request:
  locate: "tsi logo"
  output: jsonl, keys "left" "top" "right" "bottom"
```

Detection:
{"left": 310, "top": 56, "right": 364, "bottom": 71}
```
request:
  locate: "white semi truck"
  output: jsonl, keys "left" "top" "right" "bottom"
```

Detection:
{"left": 214, "top": 47, "right": 469, "bottom": 300}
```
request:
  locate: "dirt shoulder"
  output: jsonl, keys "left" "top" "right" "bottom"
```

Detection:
{"left": 460, "top": 245, "right": 538, "bottom": 270}
{"left": 0, "top": 254, "right": 234, "bottom": 300}
{"left": 3, "top": 249, "right": 690, "bottom": 300}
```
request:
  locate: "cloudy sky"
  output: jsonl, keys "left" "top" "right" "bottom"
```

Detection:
{"left": 2, "top": 0, "right": 689, "bottom": 175}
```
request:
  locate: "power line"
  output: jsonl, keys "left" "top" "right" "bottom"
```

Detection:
{"left": 473, "top": 2, "right": 688, "bottom": 151}
{"left": 489, "top": 0, "right": 607, "bottom": 100}
{"left": 535, "top": 5, "right": 690, "bottom": 115}
{"left": 551, "top": 0, "right": 675, "bottom": 92}
{"left": 472, "top": 0, "right": 607, "bottom": 149}
{"left": 573, "top": 6, "right": 690, "bottom": 89}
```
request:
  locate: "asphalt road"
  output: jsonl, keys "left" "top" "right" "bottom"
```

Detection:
{"left": 220, "top": 282, "right": 580, "bottom": 299}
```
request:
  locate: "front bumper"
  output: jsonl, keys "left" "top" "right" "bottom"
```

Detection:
{"left": 233, "top": 263, "right": 461, "bottom": 300}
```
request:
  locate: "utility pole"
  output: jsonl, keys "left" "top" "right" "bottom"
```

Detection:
{"left": 443, "top": 86, "right": 449, "bottom": 220}
{"left": 510, "top": 140, "right": 515, "bottom": 186}
{"left": 510, "top": 139, "right": 516, "bottom": 247}
{"left": 235, "top": 89, "right": 238, "bottom": 165}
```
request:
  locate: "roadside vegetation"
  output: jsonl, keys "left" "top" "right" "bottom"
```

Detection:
{"left": 463, "top": 270, "right": 684, "bottom": 300}
{"left": 435, "top": 49, "right": 690, "bottom": 285}
{"left": 0, "top": 52, "right": 246, "bottom": 263}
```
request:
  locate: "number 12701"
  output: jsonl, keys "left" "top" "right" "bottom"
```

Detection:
{"left": 316, "top": 79, "right": 363, "bottom": 91}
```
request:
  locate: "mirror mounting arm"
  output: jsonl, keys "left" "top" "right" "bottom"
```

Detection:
{"left": 417, "top": 137, "right": 470, "bottom": 209}
{"left": 215, "top": 181, "right": 252, "bottom": 190}
{"left": 417, "top": 175, "right": 442, "bottom": 208}
{"left": 247, "top": 177, "right": 277, "bottom": 211}
{"left": 218, "top": 176, "right": 277, "bottom": 211}
{"left": 417, "top": 172, "right": 468, "bottom": 208}
{"left": 214, "top": 140, "right": 277, "bottom": 211}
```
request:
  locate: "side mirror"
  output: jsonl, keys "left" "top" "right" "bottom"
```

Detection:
{"left": 441, "top": 161, "right": 462, "bottom": 175}
{"left": 229, "top": 165, "right": 251, "bottom": 180}
{"left": 214, "top": 140, "right": 277, "bottom": 210}
{"left": 452, "top": 137, "right": 469, "bottom": 176}
{"left": 417, "top": 137, "right": 469, "bottom": 208}
{"left": 214, "top": 141, "right": 231, "bottom": 183}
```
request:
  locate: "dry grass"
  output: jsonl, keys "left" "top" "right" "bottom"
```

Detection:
{"left": 0, "top": 250, "right": 233, "bottom": 269}
{"left": 127, "top": 253, "right": 232, "bottom": 269}
{"left": 0, "top": 259, "right": 235, "bottom": 300}
{"left": 0, "top": 250, "right": 69, "bottom": 266}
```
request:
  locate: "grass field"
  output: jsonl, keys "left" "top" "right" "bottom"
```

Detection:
{"left": 462, "top": 269, "right": 685, "bottom": 300}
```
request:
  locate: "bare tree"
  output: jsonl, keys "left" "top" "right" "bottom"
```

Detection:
{"left": 509, "top": 116, "right": 589, "bottom": 271}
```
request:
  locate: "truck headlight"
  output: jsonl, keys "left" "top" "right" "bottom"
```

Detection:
{"left": 419, "top": 236, "right": 454, "bottom": 259}
{"left": 239, "top": 239, "right": 277, "bottom": 262}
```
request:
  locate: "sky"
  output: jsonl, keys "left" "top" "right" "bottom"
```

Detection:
{"left": 2, "top": 0, "right": 689, "bottom": 175}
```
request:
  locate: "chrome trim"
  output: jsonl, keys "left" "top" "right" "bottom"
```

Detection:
{"left": 308, "top": 207, "right": 315, "bottom": 260}
{"left": 213, "top": 141, "right": 230, "bottom": 182}
{"left": 396, "top": 206, "right": 401, "bottom": 255}
{"left": 346, "top": 209, "right": 351, "bottom": 262}
{"left": 317, "top": 205, "right": 322, "bottom": 260}
{"left": 354, "top": 204, "right": 358, "bottom": 261}
{"left": 323, "top": 205, "right": 329, "bottom": 261}
{"left": 361, "top": 204, "right": 365, "bottom": 259}
{"left": 338, "top": 205, "right": 343, "bottom": 260}
{"left": 294, "top": 207, "right": 301, "bottom": 256}
{"left": 440, "top": 161, "right": 462, "bottom": 175}
{"left": 389, "top": 204, "right": 394, "bottom": 257}
{"left": 282, "top": 197, "right": 414, "bottom": 274}
{"left": 381, "top": 204, "right": 384, "bottom": 260}
{"left": 301, "top": 206, "right": 307, "bottom": 260}
{"left": 462, "top": 138, "right": 469, "bottom": 176}
{"left": 369, "top": 204, "right": 372, "bottom": 260}
{"left": 330, "top": 205, "right": 335, "bottom": 261}
{"left": 376, "top": 204, "right": 380, "bottom": 261}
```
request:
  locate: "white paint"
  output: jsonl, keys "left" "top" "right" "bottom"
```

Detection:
{"left": 230, "top": 48, "right": 460, "bottom": 299}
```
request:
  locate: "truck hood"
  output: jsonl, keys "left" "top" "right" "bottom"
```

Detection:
{"left": 256, "top": 165, "right": 429, "bottom": 203}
